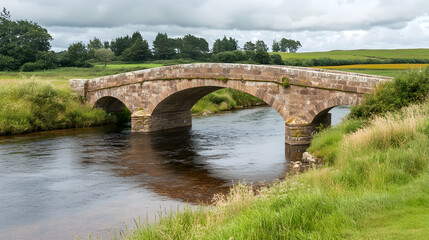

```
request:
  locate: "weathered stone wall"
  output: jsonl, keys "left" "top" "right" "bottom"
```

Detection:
{"left": 132, "top": 110, "right": 192, "bottom": 132}
{"left": 70, "top": 63, "right": 392, "bottom": 145}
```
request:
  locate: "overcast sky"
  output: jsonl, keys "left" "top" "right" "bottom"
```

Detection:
{"left": 3, "top": 0, "right": 429, "bottom": 52}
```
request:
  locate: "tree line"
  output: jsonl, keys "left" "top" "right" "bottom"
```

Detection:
{"left": 0, "top": 8, "right": 303, "bottom": 71}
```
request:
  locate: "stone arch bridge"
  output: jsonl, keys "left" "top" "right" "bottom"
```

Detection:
{"left": 70, "top": 63, "right": 391, "bottom": 145}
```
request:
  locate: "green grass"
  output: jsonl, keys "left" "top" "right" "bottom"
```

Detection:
{"left": 125, "top": 99, "right": 429, "bottom": 240}
{"left": 0, "top": 81, "right": 114, "bottom": 135}
{"left": 274, "top": 48, "right": 429, "bottom": 60}
{"left": 318, "top": 68, "right": 408, "bottom": 77}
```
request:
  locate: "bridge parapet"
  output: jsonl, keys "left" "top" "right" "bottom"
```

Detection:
{"left": 82, "top": 63, "right": 391, "bottom": 95}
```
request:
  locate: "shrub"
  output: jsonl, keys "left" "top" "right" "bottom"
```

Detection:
{"left": 281, "top": 76, "right": 290, "bottom": 88}
{"left": 270, "top": 54, "right": 284, "bottom": 65}
{"left": 349, "top": 68, "right": 429, "bottom": 119}
{"left": 0, "top": 54, "right": 20, "bottom": 71}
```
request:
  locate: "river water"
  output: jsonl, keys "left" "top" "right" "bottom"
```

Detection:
{"left": 0, "top": 106, "right": 349, "bottom": 239}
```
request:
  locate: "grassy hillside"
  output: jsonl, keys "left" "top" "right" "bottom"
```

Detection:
{"left": 274, "top": 48, "right": 429, "bottom": 60}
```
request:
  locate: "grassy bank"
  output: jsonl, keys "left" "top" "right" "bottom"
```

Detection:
{"left": 0, "top": 81, "right": 114, "bottom": 135}
{"left": 126, "top": 94, "right": 429, "bottom": 240}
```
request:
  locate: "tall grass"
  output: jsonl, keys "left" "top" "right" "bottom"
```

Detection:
{"left": 0, "top": 81, "right": 113, "bottom": 135}
{"left": 126, "top": 100, "right": 429, "bottom": 239}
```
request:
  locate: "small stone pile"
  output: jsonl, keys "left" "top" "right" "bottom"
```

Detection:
{"left": 291, "top": 152, "right": 319, "bottom": 170}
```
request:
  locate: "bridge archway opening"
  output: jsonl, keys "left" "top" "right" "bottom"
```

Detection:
{"left": 145, "top": 86, "right": 275, "bottom": 133}
{"left": 151, "top": 86, "right": 271, "bottom": 117}
{"left": 94, "top": 96, "right": 128, "bottom": 113}
{"left": 94, "top": 96, "right": 132, "bottom": 124}
{"left": 152, "top": 86, "right": 225, "bottom": 116}
{"left": 311, "top": 105, "right": 351, "bottom": 128}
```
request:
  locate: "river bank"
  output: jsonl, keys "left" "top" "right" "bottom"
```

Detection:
{"left": 127, "top": 99, "right": 429, "bottom": 240}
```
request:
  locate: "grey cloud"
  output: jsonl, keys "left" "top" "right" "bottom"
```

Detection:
{"left": 5, "top": 0, "right": 429, "bottom": 31}
{"left": 4, "top": 0, "right": 428, "bottom": 52}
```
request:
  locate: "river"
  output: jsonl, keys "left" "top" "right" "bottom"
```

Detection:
{"left": 0, "top": 106, "right": 349, "bottom": 239}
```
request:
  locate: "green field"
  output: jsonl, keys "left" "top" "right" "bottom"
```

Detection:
{"left": 315, "top": 68, "right": 407, "bottom": 77}
{"left": 0, "top": 65, "right": 163, "bottom": 89}
{"left": 273, "top": 48, "right": 429, "bottom": 60}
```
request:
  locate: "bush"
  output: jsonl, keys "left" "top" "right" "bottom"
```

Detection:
{"left": 270, "top": 54, "right": 284, "bottom": 65}
{"left": 251, "top": 49, "right": 270, "bottom": 64}
{"left": 211, "top": 50, "right": 247, "bottom": 63}
{"left": 0, "top": 54, "right": 20, "bottom": 71}
{"left": 349, "top": 68, "right": 429, "bottom": 119}
{"left": 20, "top": 62, "right": 42, "bottom": 72}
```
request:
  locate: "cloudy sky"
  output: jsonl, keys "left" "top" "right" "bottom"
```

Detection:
{"left": 3, "top": 0, "right": 429, "bottom": 52}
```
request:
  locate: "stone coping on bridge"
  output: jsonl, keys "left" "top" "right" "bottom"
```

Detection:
{"left": 70, "top": 63, "right": 392, "bottom": 96}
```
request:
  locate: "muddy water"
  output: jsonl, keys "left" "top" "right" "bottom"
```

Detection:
{"left": 0, "top": 106, "right": 349, "bottom": 239}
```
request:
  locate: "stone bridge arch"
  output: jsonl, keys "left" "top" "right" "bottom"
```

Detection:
{"left": 70, "top": 63, "right": 391, "bottom": 145}
{"left": 94, "top": 96, "right": 129, "bottom": 113}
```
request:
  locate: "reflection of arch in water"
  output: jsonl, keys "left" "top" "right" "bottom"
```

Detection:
{"left": 104, "top": 124, "right": 294, "bottom": 204}
{"left": 111, "top": 128, "right": 230, "bottom": 204}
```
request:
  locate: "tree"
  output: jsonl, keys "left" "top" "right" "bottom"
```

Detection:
{"left": 212, "top": 36, "right": 238, "bottom": 54}
{"left": 255, "top": 40, "right": 268, "bottom": 52}
{"left": 272, "top": 40, "right": 280, "bottom": 52}
{"left": 87, "top": 37, "right": 103, "bottom": 51}
{"left": 289, "top": 40, "right": 302, "bottom": 53}
{"left": 243, "top": 41, "right": 256, "bottom": 51}
{"left": 1, "top": 7, "right": 10, "bottom": 20}
{"left": 121, "top": 38, "right": 152, "bottom": 61}
{"left": 179, "top": 34, "right": 209, "bottom": 59}
{"left": 153, "top": 33, "right": 175, "bottom": 60}
{"left": 171, "top": 38, "right": 183, "bottom": 54}
{"left": 103, "top": 41, "right": 110, "bottom": 49}
{"left": 95, "top": 48, "right": 114, "bottom": 68}
{"left": 66, "top": 42, "right": 90, "bottom": 67}
{"left": 279, "top": 38, "right": 302, "bottom": 53}
{"left": 131, "top": 31, "right": 143, "bottom": 44}
{"left": 280, "top": 38, "right": 289, "bottom": 52}
{"left": 0, "top": 8, "right": 53, "bottom": 70}
{"left": 110, "top": 36, "right": 132, "bottom": 56}
{"left": 87, "top": 37, "right": 103, "bottom": 59}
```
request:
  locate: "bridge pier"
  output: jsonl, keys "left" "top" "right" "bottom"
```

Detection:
{"left": 131, "top": 110, "right": 192, "bottom": 132}
{"left": 285, "top": 112, "right": 331, "bottom": 145}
